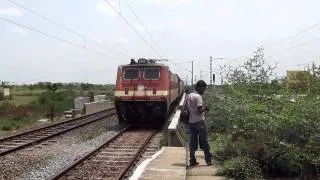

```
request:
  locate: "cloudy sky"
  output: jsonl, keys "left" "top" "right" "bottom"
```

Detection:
{"left": 0, "top": 0, "right": 319, "bottom": 84}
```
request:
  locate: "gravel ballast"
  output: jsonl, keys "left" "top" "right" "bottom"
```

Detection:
{"left": 0, "top": 115, "right": 123, "bottom": 179}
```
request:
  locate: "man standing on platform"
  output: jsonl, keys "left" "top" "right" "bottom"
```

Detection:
{"left": 187, "top": 80, "right": 212, "bottom": 166}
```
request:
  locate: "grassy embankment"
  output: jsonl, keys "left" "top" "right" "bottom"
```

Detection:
{"left": 0, "top": 85, "right": 115, "bottom": 135}
{"left": 204, "top": 48, "right": 320, "bottom": 179}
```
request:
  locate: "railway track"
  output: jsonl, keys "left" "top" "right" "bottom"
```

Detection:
{"left": 51, "top": 126, "right": 156, "bottom": 180}
{"left": 0, "top": 108, "right": 116, "bottom": 156}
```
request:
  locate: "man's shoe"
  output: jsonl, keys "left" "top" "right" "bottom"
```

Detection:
{"left": 190, "top": 162, "right": 199, "bottom": 166}
{"left": 206, "top": 160, "right": 212, "bottom": 166}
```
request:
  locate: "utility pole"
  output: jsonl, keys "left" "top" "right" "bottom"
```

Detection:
{"left": 213, "top": 73, "right": 216, "bottom": 92}
{"left": 13, "top": 82, "right": 16, "bottom": 102}
{"left": 210, "top": 57, "right": 223, "bottom": 93}
{"left": 191, "top": 61, "right": 194, "bottom": 87}
{"left": 210, "top": 56, "right": 213, "bottom": 87}
{"left": 186, "top": 75, "right": 188, "bottom": 85}
{"left": 312, "top": 61, "right": 316, "bottom": 77}
{"left": 174, "top": 60, "right": 194, "bottom": 87}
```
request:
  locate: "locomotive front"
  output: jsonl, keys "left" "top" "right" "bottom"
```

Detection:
{"left": 114, "top": 59, "right": 170, "bottom": 125}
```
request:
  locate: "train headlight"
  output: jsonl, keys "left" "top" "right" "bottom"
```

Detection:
{"left": 137, "top": 85, "right": 144, "bottom": 91}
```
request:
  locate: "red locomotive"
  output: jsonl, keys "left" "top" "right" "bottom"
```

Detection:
{"left": 114, "top": 58, "right": 184, "bottom": 125}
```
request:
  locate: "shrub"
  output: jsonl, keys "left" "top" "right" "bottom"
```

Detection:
{"left": 206, "top": 95, "right": 232, "bottom": 133}
{"left": 36, "top": 91, "right": 74, "bottom": 114}
{"left": 0, "top": 118, "right": 19, "bottom": 131}
{"left": 10, "top": 105, "right": 32, "bottom": 120}
{"left": 206, "top": 48, "right": 320, "bottom": 178}
{"left": 211, "top": 133, "right": 236, "bottom": 161}
{"left": 208, "top": 94, "right": 320, "bottom": 177}
{"left": 0, "top": 117, "right": 37, "bottom": 131}
{"left": 211, "top": 133, "right": 266, "bottom": 162}
{"left": 217, "top": 156, "right": 263, "bottom": 179}
{"left": 0, "top": 102, "right": 16, "bottom": 116}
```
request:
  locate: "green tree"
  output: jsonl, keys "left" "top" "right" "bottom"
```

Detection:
{"left": 310, "top": 62, "right": 320, "bottom": 94}
{"left": 223, "top": 47, "right": 277, "bottom": 100}
{"left": 45, "top": 83, "right": 62, "bottom": 120}
{"left": 208, "top": 47, "right": 320, "bottom": 178}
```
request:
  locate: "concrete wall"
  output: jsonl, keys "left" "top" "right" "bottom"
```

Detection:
{"left": 3, "top": 88, "right": 10, "bottom": 97}
{"left": 74, "top": 97, "right": 90, "bottom": 113}
{"left": 0, "top": 88, "right": 10, "bottom": 97}
{"left": 168, "top": 93, "right": 187, "bottom": 147}
{"left": 84, "top": 100, "right": 111, "bottom": 115}
{"left": 94, "top": 95, "right": 106, "bottom": 102}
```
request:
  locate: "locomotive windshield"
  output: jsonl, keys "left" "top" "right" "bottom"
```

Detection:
{"left": 144, "top": 67, "right": 160, "bottom": 79}
{"left": 123, "top": 68, "right": 139, "bottom": 80}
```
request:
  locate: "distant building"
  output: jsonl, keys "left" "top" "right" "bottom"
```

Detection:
{"left": 0, "top": 87, "right": 10, "bottom": 100}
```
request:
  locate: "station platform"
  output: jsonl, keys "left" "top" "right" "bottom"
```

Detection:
{"left": 130, "top": 147, "right": 225, "bottom": 180}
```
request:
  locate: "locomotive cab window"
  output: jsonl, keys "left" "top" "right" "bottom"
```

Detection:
{"left": 123, "top": 68, "right": 140, "bottom": 80}
{"left": 144, "top": 67, "right": 160, "bottom": 80}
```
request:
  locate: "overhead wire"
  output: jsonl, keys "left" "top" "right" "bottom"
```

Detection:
{"left": 0, "top": 16, "right": 123, "bottom": 62}
{"left": 124, "top": 0, "right": 167, "bottom": 57}
{"left": 104, "top": 0, "right": 163, "bottom": 59}
{"left": 267, "top": 37, "right": 320, "bottom": 58}
{"left": 218, "top": 57, "right": 248, "bottom": 69}
{"left": 210, "top": 57, "right": 245, "bottom": 73}
{"left": 220, "top": 36, "right": 320, "bottom": 68}
{"left": 265, "top": 20, "right": 320, "bottom": 49}
{"left": 217, "top": 37, "right": 320, "bottom": 83}
{"left": 174, "top": 64, "right": 192, "bottom": 73}
{"left": 220, "top": 20, "right": 320, "bottom": 67}
{"left": 6, "top": 0, "right": 131, "bottom": 58}
{"left": 171, "top": 60, "right": 193, "bottom": 74}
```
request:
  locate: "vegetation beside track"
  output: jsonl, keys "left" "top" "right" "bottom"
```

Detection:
{"left": 0, "top": 83, "right": 115, "bottom": 133}
{"left": 205, "top": 47, "right": 320, "bottom": 179}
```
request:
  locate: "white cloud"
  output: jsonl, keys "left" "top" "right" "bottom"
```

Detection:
{"left": 11, "top": 27, "right": 28, "bottom": 36}
{"left": 89, "top": 35, "right": 104, "bottom": 44}
{"left": 149, "top": 24, "right": 166, "bottom": 32}
{"left": 257, "top": 0, "right": 270, "bottom": 6}
{"left": 115, "top": 37, "right": 129, "bottom": 44}
{"left": 201, "top": 27, "right": 209, "bottom": 32}
{"left": 37, "top": 52, "right": 49, "bottom": 57}
{"left": 97, "top": 1, "right": 117, "bottom": 16}
{"left": 134, "top": 24, "right": 166, "bottom": 33}
{"left": 134, "top": 24, "right": 144, "bottom": 32}
{"left": 144, "top": 0, "right": 191, "bottom": 9}
{"left": 0, "top": 8, "right": 23, "bottom": 17}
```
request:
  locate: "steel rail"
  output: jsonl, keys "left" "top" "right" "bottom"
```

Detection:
{"left": 0, "top": 108, "right": 116, "bottom": 156}
{"left": 116, "top": 130, "right": 156, "bottom": 179}
{"left": 0, "top": 108, "right": 114, "bottom": 142}
{"left": 50, "top": 126, "right": 131, "bottom": 180}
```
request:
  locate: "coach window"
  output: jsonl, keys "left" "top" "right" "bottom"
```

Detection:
{"left": 123, "top": 68, "right": 140, "bottom": 80}
{"left": 144, "top": 67, "right": 160, "bottom": 80}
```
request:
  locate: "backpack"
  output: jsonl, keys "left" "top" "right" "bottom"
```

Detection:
{"left": 180, "top": 95, "right": 189, "bottom": 124}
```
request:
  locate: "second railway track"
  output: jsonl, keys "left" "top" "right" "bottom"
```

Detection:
{"left": 0, "top": 108, "right": 116, "bottom": 156}
{"left": 51, "top": 126, "right": 156, "bottom": 180}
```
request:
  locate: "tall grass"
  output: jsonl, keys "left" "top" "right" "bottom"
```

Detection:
{"left": 0, "top": 117, "right": 37, "bottom": 131}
